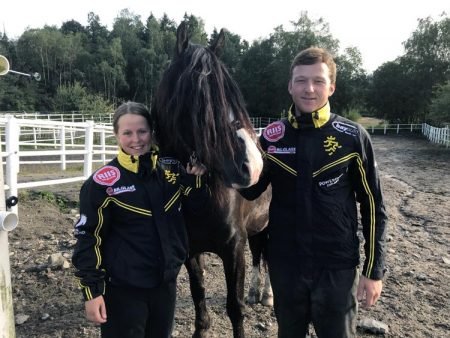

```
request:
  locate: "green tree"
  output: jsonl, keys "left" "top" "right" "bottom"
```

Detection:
{"left": 53, "top": 81, "right": 88, "bottom": 112}
{"left": 237, "top": 11, "right": 358, "bottom": 117}
{"left": 111, "top": 9, "right": 146, "bottom": 99}
{"left": 428, "top": 82, "right": 450, "bottom": 125}
{"left": 237, "top": 38, "right": 278, "bottom": 117}
{"left": 182, "top": 14, "right": 208, "bottom": 44}
{"left": 334, "top": 47, "right": 367, "bottom": 115}
{"left": 366, "top": 14, "right": 449, "bottom": 123}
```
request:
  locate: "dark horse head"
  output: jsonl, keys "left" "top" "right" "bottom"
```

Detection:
{"left": 151, "top": 22, "right": 263, "bottom": 188}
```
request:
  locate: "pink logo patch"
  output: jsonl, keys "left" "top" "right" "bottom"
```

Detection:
{"left": 267, "top": 145, "right": 276, "bottom": 154}
{"left": 263, "top": 121, "right": 285, "bottom": 142}
{"left": 93, "top": 166, "right": 120, "bottom": 186}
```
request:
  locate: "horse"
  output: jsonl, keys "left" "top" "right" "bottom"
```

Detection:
{"left": 151, "top": 22, "right": 272, "bottom": 338}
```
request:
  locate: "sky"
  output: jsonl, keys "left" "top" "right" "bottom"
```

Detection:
{"left": 1, "top": 0, "right": 448, "bottom": 73}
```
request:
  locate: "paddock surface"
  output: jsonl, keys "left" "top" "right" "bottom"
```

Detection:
{"left": 8, "top": 134, "right": 450, "bottom": 337}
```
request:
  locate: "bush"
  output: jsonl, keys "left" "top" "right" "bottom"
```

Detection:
{"left": 342, "top": 109, "right": 361, "bottom": 122}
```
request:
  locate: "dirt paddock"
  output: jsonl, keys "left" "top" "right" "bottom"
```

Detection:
{"left": 6, "top": 133, "right": 450, "bottom": 337}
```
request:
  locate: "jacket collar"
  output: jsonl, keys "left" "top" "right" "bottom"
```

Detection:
{"left": 288, "top": 102, "right": 331, "bottom": 129}
{"left": 117, "top": 146, "right": 159, "bottom": 173}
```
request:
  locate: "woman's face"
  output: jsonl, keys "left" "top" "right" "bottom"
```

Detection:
{"left": 115, "top": 113, "right": 152, "bottom": 156}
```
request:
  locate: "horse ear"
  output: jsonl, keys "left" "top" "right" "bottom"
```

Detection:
{"left": 176, "top": 22, "right": 189, "bottom": 56}
{"left": 210, "top": 28, "right": 227, "bottom": 56}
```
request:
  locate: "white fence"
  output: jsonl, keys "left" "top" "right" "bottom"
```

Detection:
{"left": 1, "top": 116, "right": 448, "bottom": 213}
{"left": 0, "top": 116, "right": 117, "bottom": 214}
{"left": 422, "top": 123, "right": 450, "bottom": 147}
{"left": 7, "top": 111, "right": 113, "bottom": 123}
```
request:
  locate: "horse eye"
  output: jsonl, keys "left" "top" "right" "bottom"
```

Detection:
{"left": 232, "top": 120, "right": 241, "bottom": 130}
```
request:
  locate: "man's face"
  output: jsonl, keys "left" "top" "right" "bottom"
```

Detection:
{"left": 288, "top": 62, "right": 335, "bottom": 114}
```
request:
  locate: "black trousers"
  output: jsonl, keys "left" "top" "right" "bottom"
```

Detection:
{"left": 268, "top": 259, "right": 358, "bottom": 338}
{"left": 101, "top": 280, "right": 177, "bottom": 338}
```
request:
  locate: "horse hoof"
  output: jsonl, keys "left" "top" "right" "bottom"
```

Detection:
{"left": 247, "top": 289, "right": 261, "bottom": 304}
{"left": 192, "top": 329, "right": 211, "bottom": 338}
{"left": 261, "top": 294, "right": 273, "bottom": 307}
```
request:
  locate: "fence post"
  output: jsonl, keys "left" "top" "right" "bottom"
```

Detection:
{"left": 60, "top": 125, "right": 66, "bottom": 171}
{"left": 33, "top": 126, "right": 37, "bottom": 150}
{"left": 445, "top": 127, "right": 450, "bottom": 148}
{"left": 84, "top": 121, "right": 94, "bottom": 178}
{"left": 100, "top": 127, "right": 106, "bottom": 165}
{"left": 0, "top": 150, "right": 18, "bottom": 338}
{"left": 5, "top": 116, "right": 19, "bottom": 205}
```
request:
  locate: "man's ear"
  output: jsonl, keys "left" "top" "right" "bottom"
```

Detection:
{"left": 329, "top": 83, "right": 336, "bottom": 97}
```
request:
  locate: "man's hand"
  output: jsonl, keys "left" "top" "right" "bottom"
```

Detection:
{"left": 357, "top": 275, "right": 382, "bottom": 308}
{"left": 85, "top": 295, "right": 107, "bottom": 324}
{"left": 186, "top": 162, "right": 207, "bottom": 176}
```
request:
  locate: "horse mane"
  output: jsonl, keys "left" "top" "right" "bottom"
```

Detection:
{"left": 151, "top": 28, "right": 255, "bottom": 174}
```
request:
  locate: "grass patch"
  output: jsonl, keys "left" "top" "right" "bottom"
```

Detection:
{"left": 358, "top": 116, "right": 385, "bottom": 128}
{"left": 18, "top": 190, "right": 78, "bottom": 212}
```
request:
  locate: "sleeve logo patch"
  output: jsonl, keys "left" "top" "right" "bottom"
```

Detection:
{"left": 263, "top": 121, "right": 285, "bottom": 142}
{"left": 93, "top": 166, "right": 121, "bottom": 186}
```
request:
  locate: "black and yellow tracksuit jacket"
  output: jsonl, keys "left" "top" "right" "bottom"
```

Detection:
{"left": 241, "top": 103, "right": 387, "bottom": 280}
{"left": 72, "top": 148, "right": 208, "bottom": 301}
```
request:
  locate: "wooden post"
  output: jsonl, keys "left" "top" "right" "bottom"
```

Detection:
{"left": 0, "top": 149, "right": 18, "bottom": 338}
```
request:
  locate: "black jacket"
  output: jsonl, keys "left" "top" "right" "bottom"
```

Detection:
{"left": 72, "top": 148, "right": 208, "bottom": 300}
{"left": 240, "top": 103, "right": 387, "bottom": 280}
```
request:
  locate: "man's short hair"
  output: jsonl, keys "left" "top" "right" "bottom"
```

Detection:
{"left": 290, "top": 47, "right": 336, "bottom": 84}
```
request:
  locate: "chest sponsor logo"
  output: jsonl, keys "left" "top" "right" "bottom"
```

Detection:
{"left": 324, "top": 136, "right": 342, "bottom": 156}
{"left": 332, "top": 121, "right": 359, "bottom": 136}
{"left": 267, "top": 145, "right": 296, "bottom": 154}
{"left": 106, "top": 185, "right": 136, "bottom": 196}
{"left": 318, "top": 173, "right": 344, "bottom": 188}
{"left": 93, "top": 166, "right": 121, "bottom": 186}
{"left": 263, "top": 121, "right": 285, "bottom": 142}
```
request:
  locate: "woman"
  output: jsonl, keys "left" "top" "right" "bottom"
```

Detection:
{"left": 72, "top": 101, "right": 208, "bottom": 337}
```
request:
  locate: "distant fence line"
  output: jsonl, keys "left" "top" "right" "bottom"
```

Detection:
{"left": 0, "top": 115, "right": 448, "bottom": 215}
{"left": 421, "top": 123, "right": 450, "bottom": 147}
{"left": 3, "top": 111, "right": 113, "bottom": 123}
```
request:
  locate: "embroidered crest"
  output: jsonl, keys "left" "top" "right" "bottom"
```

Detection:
{"left": 93, "top": 166, "right": 121, "bottom": 186}
{"left": 164, "top": 170, "right": 179, "bottom": 184}
{"left": 263, "top": 121, "right": 285, "bottom": 142}
{"left": 324, "top": 136, "right": 342, "bottom": 156}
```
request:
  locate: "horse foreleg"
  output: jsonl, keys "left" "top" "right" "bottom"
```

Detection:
{"left": 222, "top": 238, "right": 246, "bottom": 338}
{"left": 261, "top": 260, "right": 273, "bottom": 307}
{"left": 247, "top": 240, "right": 262, "bottom": 304}
{"left": 247, "top": 229, "right": 267, "bottom": 304}
{"left": 185, "top": 254, "right": 211, "bottom": 338}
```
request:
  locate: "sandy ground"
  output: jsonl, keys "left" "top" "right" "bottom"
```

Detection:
{"left": 5, "top": 133, "right": 450, "bottom": 338}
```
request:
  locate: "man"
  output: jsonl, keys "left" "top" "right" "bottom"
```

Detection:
{"left": 240, "top": 47, "right": 387, "bottom": 337}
